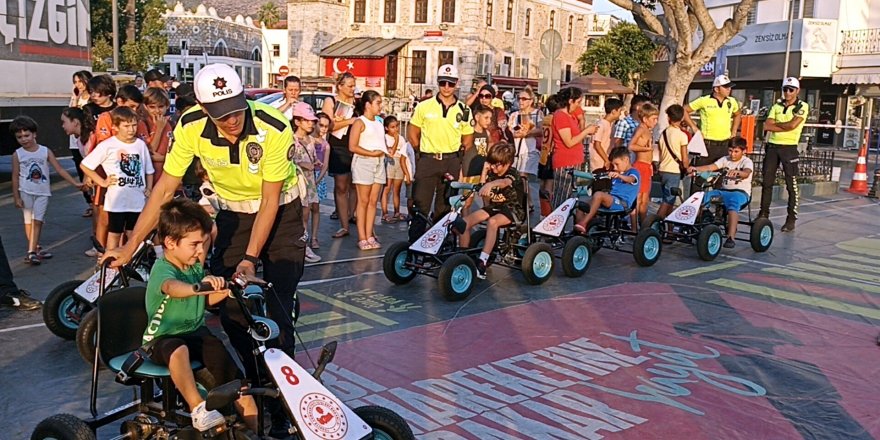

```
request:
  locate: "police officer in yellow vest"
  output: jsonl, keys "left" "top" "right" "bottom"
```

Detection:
{"left": 760, "top": 77, "right": 809, "bottom": 232}
{"left": 683, "top": 75, "right": 742, "bottom": 165}
{"left": 104, "top": 64, "right": 306, "bottom": 384}
{"left": 407, "top": 64, "right": 474, "bottom": 239}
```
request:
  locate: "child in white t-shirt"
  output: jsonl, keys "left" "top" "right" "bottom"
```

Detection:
{"left": 380, "top": 116, "right": 412, "bottom": 223}
{"left": 10, "top": 116, "right": 83, "bottom": 265}
{"left": 81, "top": 107, "right": 154, "bottom": 252}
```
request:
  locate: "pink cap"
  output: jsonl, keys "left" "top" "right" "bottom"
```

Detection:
{"left": 292, "top": 102, "right": 317, "bottom": 120}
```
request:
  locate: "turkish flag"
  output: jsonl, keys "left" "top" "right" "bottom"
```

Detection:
{"left": 325, "top": 57, "right": 387, "bottom": 78}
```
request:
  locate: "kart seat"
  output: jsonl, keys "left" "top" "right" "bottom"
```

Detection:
{"left": 97, "top": 286, "right": 202, "bottom": 379}
{"left": 597, "top": 198, "right": 636, "bottom": 216}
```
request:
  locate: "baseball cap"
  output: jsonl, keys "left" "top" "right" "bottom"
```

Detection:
{"left": 782, "top": 77, "right": 800, "bottom": 89}
{"left": 712, "top": 74, "right": 734, "bottom": 88}
{"left": 194, "top": 64, "right": 248, "bottom": 119}
{"left": 437, "top": 64, "right": 459, "bottom": 83}
{"left": 144, "top": 69, "right": 170, "bottom": 83}
{"left": 292, "top": 102, "right": 317, "bottom": 120}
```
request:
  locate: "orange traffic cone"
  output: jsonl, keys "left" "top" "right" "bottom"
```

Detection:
{"left": 848, "top": 134, "right": 869, "bottom": 195}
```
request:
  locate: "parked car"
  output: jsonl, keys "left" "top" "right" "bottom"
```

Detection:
{"left": 244, "top": 88, "right": 281, "bottom": 100}
{"left": 256, "top": 91, "right": 335, "bottom": 114}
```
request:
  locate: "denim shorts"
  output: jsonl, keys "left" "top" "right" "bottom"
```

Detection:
{"left": 704, "top": 189, "right": 749, "bottom": 212}
{"left": 660, "top": 172, "right": 682, "bottom": 205}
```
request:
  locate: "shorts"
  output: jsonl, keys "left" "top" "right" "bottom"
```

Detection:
{"left": 513, "top": 147, "right": 540, "bottom": 176}
{"left": 633, "top": 161, "right": 653, "bottom": 194}
{"left": 602, "top": 195, "right": 627, "bottom": 213}
{"left": 704, "top": 189, "right": 749, "bottom": 212}
{"left": 148, "top": 326, "right": 241, "bottom": 387}
{"left": 20, "top": 192, "right": 49, "bottom": 224}
{"left": 107, "top": 211, "right": 140, "bottom": 233}
{"left": 93, "top": 186, "right": 107, "bottom": 207}
{"left": 660, "top": 172, "right": 683, "bottom": 205}
{"left": 537, "top": 161, "right": 554, "bottom": 180}
{"left": 386, "top": 156, "right": 405, "bottom": 180}
{"left": 351, "top": 155, "right": 386, "bottom": 185}
{"left": 482, "top": 205, "right": 517, "bottom": 224}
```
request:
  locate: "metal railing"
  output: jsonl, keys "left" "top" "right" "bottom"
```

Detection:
{"left": 750, "top": 150, "right": 836, "bottom": 185}
{"left": 840, "top": 28, "right": 880, "bottom": 55}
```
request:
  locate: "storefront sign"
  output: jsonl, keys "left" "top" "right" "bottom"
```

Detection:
{"left": 699, "top": 59, "right": 715, "bottom": 77}
{"left": 423, "top": 31, "right": 444, "bottom": 43}
{"left": 723, "top": 19, "right": 838, "bottom": 57}
{"left": 0, "top": 0, "right": 91, "bottom": 65}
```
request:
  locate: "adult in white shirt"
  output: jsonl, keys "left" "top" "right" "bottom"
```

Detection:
{"left": 270, "top": 75, "right": 301, "bottom": 120}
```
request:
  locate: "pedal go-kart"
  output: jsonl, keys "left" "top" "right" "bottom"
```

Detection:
{"left": 643, "top": 170, "right": 774, "bottom": 261}
{"left": 32, "top": 261, "right": 415, "bottom": 440}
{"left": 557, "top": 170, "right": 662, "bottom": 267}
{"left": 383, "top": 179, "right": 555, "bottom": 301}
{"left": 43, "top": 233, "right": 157, "bottom": 343}
{"left": 531, "top": 169, "right": 594, "bottom": 277}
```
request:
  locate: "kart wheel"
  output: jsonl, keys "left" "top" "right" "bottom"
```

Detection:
{"left": 586, "top": 220, "right": 603, "bottom": 254}
{"left": 43, "top": 280, "right": 89, "bottom": 340}
{"left": 522, "top": 243, "right": 554, "bottom": 285}
{"left": 561, "top": 236, "right": 591, "bottom": 277}
{"left": 750, "top": 218, "right": 774, "bottom": 252}
{"left": 353, "top": 406, "right": 416, "bottom": 440}
{"left": 75, "top": 309, "right": 102, "bottom": 368}
{"left": 383, "top": 241, "right": 417, "bottom": 285}
{"left": 31, "top": 414, "right": 96, "bottom": 440}
{"left": 633, "top": 229, "right": 662, "bottom": 267}
{"left": 642, "top": 214, "right": 662, "bottom": 233}
{"left": 696, "top": 225, "right": 723, "bottom": 261}
{"left": 438, "top": 254, "right": 476, "bottom": 301}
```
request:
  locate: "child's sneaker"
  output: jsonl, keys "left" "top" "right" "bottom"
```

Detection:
{"left": 476, "top": 260, "right": 487, "bottom": 280}
{"left": 25, "top": 252, "right": 41, "bottom": 265}
{"left": 191, "top": 401, "right": 225, "bottom": 432}
{"left": 84, "top": 247, "right": 100, "bottom": 258}
{"left": 37, "top": 246, "right": 52, "bottom": 259}
{"left": 723, "top": 237, "right": 736, "bottom": 249}
{"left": 305, "top": 247, "right": 322, "bottom": 263}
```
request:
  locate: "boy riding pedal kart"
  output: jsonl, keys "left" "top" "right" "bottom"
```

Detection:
{"left": 143, "top": 198, "right": 257, "bottom": 433}
{"left": 459, "top": 143, "right": 524, "bottom": 279}
{"left": 687, "top": 137, "right": 753, "bottom": 249}
{"left": 572, "top": 147, "right": 639, "bottom": 234}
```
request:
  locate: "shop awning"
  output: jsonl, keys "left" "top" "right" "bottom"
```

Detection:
{"left": 832, "top": 67, "right": 880, "bottom": 85}
{"left": 483, "top": 76, "right": 539, "bottom": 89}
{"left": 320, "top": 38, "right": 410, "bottom": 59}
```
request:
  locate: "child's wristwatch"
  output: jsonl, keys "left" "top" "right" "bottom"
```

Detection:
{"left": 242, "top": 254, "right": 259, "bottom": 265}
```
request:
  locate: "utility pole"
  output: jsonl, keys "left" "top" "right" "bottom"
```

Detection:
{"left": 112, "top": 0, "right": 119, "bottom": 70}
{"left": 782, "top": 0, "right": 795, "bottom": 79}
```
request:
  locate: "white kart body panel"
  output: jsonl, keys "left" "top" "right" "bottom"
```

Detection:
{"left": 533, "top": 198, "right": 576, "bottom": 237}
{"left": 409, "top": 211, "right": 458, "bottom": 255}
{"left": 264, "top": 348, "right": 372, "bottom": 440}
{"left": 74, "top": 268, "right": 119, "bottom": 304}
{"left": 667, "top": 192, "right": 705, "bottom": 226}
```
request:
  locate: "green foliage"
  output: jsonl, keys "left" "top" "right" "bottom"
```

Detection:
{"left": 92, "top": 37, "right": 113, "bottom": 71}
{"left": 257, "top": 2, "right": 281, "bottom": 28}
{"left": 577, "top": 22, "right": 656, "bottom": 87}
{"left": 123, "top": 0, "right": 167, "bottom": 71}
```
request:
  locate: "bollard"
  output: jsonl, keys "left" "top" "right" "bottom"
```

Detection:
{"left": 868, "top": 169, "right": 880, "bottom": 199}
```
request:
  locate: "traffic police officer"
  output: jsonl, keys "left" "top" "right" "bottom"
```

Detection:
{"left": 760, "top": 77, "right": 809, "bottom": 232}
{"left": 407, "top": 64, "right": 474, "bottom": 238}
{"left": 684, "top": 74, "right": 742, "bottom": 165}
{"left": 104, "top": 64, "right": 306, "bottom": 382}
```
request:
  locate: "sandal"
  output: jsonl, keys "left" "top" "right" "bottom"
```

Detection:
{"left": 573, "top": 224, "right": 586, "bottom": 235}
{"left": 332, "top": 228, "right": 349, "bottom": 239}
{"left": 357, "top": 240, "right": 372, "bottom": 250}
{"left": 394, "top": 213, "right": 409, "bottom": 222}
{"left": 330, "top": 211, "right": 339, "bottom": 220}
{"left": 367, "top": 237, "right": 382, "bottom": 249}
{"left": 311, "top": 238, "right": 320, "bottom": 249}
{"left": 381, "top": 215, "right": 397, "bottom": 224}
{"left": 82, "top": 207, "right": 93, "bottom": 217}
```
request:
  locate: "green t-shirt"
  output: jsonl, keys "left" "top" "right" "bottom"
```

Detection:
{"left": 143, "top": 258, "right": 206, "bottom": 344}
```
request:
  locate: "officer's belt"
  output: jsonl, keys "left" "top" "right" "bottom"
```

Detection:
{"left": 216, "top": 181, "right": 303, "bottom": 214}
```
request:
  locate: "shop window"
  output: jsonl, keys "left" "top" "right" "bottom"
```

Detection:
{"left": 353, "top": 0, "right": 366, "bottom": 23}
{"left": 486, "top": 0, "right": 493, "bottom": 27}
{"left": 506, "top": 0, "right": 513, "bottom": 31}
{"left": 411, "top": 50, "right": 427, "bottom": 84}
{"left": 442, "top": 0, "right": 455, "bottom": 23}
{"left": 747, "top": 5, "right": 757, "bottom": 25}
{"left": 439, "top": 51, "right": 455, "bottom": 68}
{"left": 415, "top": 0, "right": 428, "bottom": 23}
{"left": 384, "top": 0, "right": 396, "bottom": 23}
{"left": 272, "top": 44, "right": 280, "bottom": 57}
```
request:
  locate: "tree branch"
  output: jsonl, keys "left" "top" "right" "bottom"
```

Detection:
{"left": 719, "top": 0, "right": 757, "bottom": 40}
{"left": 608, "top": 0, "right": 666, "bottom": 37}
{"left": 688, "top": 0, "right": 718, "bottom": 40}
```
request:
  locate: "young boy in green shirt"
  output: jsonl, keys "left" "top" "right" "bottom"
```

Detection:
{"left": 142, "top": 199, "right": 257, "bottom": 432}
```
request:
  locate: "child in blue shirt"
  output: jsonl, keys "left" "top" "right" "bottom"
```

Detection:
{"left": 573, "top": 147, "right": 640, "bottom": 233}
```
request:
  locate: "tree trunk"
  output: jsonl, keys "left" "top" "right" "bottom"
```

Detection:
{"left": 126, "top": 0, "right": 136, "bottom": 43}
{"left": 657, "top": 60, "right": 702, "bottom": 131}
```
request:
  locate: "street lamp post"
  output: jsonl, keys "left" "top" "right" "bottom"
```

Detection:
{"left": 112, "top": 0, "right": 119, "bottom": 70}
{"left": 782, "top": 0, "right": 795, "bottom": 79}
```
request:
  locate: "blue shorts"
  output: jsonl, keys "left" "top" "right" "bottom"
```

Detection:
{"left": 599, "top": 195, "right": 627, "bottom": 213}
{"left": 704, "top": 190, "right": 749, "bottom": 212}
{"left": 660, "top": 172, "right": 682, "bottom": 205}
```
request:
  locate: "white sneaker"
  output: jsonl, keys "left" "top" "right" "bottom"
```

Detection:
{"left": 305, "top": 247, "right": 322, "bottom": 263}
{"left": 84, "top": 247, "right": 99, "bottom": 257}
{"left": 191, "top": 401, "right": 225, "bottom": 432}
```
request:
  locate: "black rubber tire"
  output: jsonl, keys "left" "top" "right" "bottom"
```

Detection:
{"left": 354, "top": 406, "right": 416, "bottom": 440}
{"left": 561, "top": 236, "right": 591, "bottom": 277}
{"left": 383, "top": 241, "right": 417, "bottom": 285}
{"left": 750, "top": 218, "right": 774, "bottom": 252}
{"left": 31, "top": 414, "right": 96, "bottom": 440}
{"left": 586, "top": 219, "right": 602, "bottom": 254}
{"left": 75, "top": 309, "right": 102, "bottom": 367}
{"left": 633, "top": 229, "right": 662, "bottom": 267}
{"left": 521, "top": 242, "right": 554, "bottom": 285}
{"left": 642, "top": 214, "right": 662, "bottom": 232}
{"left": 696, "top": 225, "right": 723, "bottom": 261}
{"left": 468, "top": 229, "right": 492, "bottom": 251}
{"left": 43, "top": 280, "right": 89, "bottom": 340}
{"left": 438, "top": 254, "right": 476, "bottom": 301}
